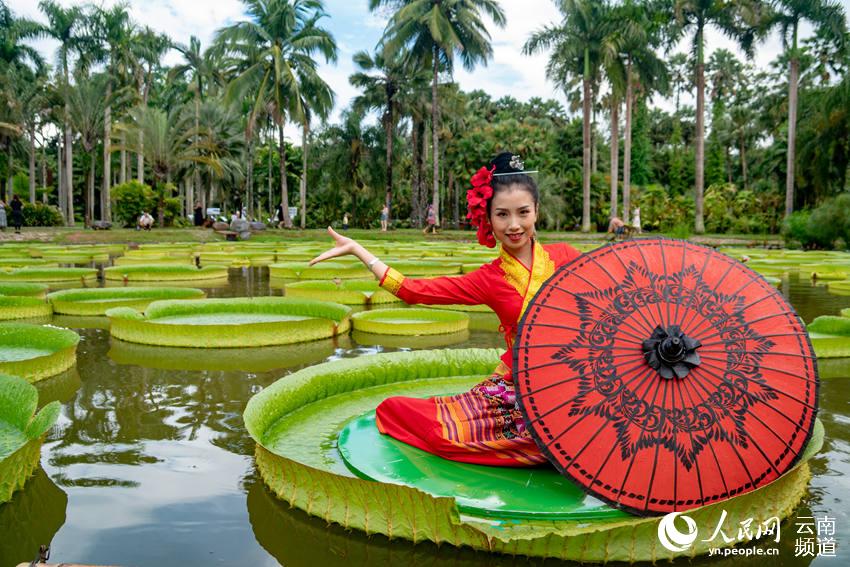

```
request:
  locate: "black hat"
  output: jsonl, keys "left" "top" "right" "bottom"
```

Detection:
{"left": 489, "top": 152, "right": 525, "bottom": 176}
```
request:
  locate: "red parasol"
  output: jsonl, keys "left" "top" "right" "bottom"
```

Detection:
{"left": 514, "top": 238, "right": 818, "bottom": 516}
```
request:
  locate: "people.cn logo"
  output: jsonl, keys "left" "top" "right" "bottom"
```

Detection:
{"left": 658, "top": 511, "right": 699, "bottom": 552}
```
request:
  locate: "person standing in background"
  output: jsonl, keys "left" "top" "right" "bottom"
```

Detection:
{"left": 0, "top": 200, "right": 6, "bottom": 231}
{"left": 343, "top": 212, "right": 349, "bottom": 231}
{"left": 380, "top": 204, "right": 389, "bottom": 232}
{"left": 10, "top": 195, "right": 23, "bottom": 234}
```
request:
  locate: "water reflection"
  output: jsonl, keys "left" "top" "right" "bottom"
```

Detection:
{"left": 0, "top": 467, "right": 67, "bottom": 567}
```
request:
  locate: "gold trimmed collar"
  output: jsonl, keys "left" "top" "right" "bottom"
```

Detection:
{"left": 499, "top": 240, "right": 555, "bottom": 316}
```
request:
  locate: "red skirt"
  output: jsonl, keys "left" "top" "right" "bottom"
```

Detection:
{"left": 375, "top": 362, "right": 547, "bottom": 467}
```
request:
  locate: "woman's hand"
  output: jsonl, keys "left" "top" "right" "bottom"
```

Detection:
{"left": 309, "top": 227, "right": 359, "bottom": 265}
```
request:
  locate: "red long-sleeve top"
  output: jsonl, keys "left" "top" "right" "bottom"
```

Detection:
{"left": 380, "top": 241, "right": 582, "bottom": 369}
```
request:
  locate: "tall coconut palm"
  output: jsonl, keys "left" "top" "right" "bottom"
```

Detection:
{"left": 118, "top": 105, "right": 226, "bottom": 227}
{"left": 673, "top": 0, "right": 760, "bottom": 233}
{"left": 0, "top": 3, "right": 44, "bottom": 70}
{"left": 217, "top": 0, "right": 338, "bottom": 229}
{"left": 296, "top": 73, "right": 334, "bottom": 229}
{"left": 765, "top": 0, "right": 846, "bottom": 218}
{"left": 350, "top": 47, "right": 418, "bottom": 224}
{"left": 37, "top": 0, "right": 89, "bottom": 225}
{"left": 607, "top": 1, "right": 667, "bottom": 221}
{"left": 66, "top": 72, "right": 107, "bottom": 225}
{"left": 93, "top": 2, "right": 133, "bottom": 223}
{"left": 130, "top": 26, "right": 171, "bottom": 185}
{"left": 372, "top": 0, "right": 506, "bottom": 227}
{"left": 525, "top": 0, "right": 613, "bottom": 232}
{"left": 170, "top": 35, "right": 216, "bottom": 217}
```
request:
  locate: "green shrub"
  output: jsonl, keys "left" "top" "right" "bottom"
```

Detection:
{"left": 112, "top": 181, "right": 154, "bottom": 227}
{"left": 21, "top": 202, "right": 63, "bottom": 227}
{"left": 783, "top": 195, "right": 850, "bottom": 249}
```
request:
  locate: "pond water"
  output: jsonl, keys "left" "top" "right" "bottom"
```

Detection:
{"left": 0, "top": 266, "right": 848, "bottom": 567}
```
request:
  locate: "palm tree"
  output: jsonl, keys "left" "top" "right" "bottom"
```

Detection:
{"left": 37, "top": 0, "right": 90, "bottom": 225}
{"left": 765, "top": 0, "right": 847, "bottom": 218}
{"left": 66, "top": 72, "right": 107, "bottom": 225}
{"left": 372, "top": 0, "right": 506, "bottom": 227}
{"left": 607, "top": 2, "right": 667, "bottom": 221}
{"left": 217, "top": 0, "right": 338, "bottom": 228}
{"left": 296, "top": 74, "right": 334, "bottom": 229}
{"left": 118, "top": 105, "right": 225, "bottom": 227}
{"left": 0, "top": 3, "right": 44, "bottom": 71}
{"left": 170, "top": 35, "right": 216, "bottom": 217}
{"left": 673, "top": 0, "right": 759, "bottom": 233}
{"left": 130, "top": 26, "right": 171, "bottom": 185}
{"left": 525, "top": 0, "right": 613, "bottom": 232}
{"left": 350, "top": 47, "right": 408, "bottom": 223}
{"left": 93, "top": 2, "right": 133, "bottom": 223}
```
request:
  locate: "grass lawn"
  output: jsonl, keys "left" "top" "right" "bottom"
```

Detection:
{"left": 0, "top": 226, "right": 784, "bottom": 247}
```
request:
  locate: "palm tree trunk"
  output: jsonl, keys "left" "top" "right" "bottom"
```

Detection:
{"left": 246, "top": 139, "right": 254, "bottom": 221}
{"left": 694, "top": 28, "right": 706, "bottom": 234}
{"left": 740, "top": 135, "right": 748, "bottom": 190}
{"left": 384, "top": 102, "right": 394, "bottom": 223}
{"left": 28, "top": 124, "right": 36, "bottom": 203}
{"left": 411, "top": 117, "right": 421, "bottom": 227}
{"left": 120, "top": 129, "right": 127, "bottom": 185}
{"left": 420, "top": 119, "right": 429, "bottom": 225}
{"left": 300, "top": 121, "right": 308, "bottom": 229}
{"left": 267, "top": 136, "right": 272, "bottom": 217}
{"left": 581, "top": 49, "right": 592, "bottom": 233}
{"left": 87, "top": 152, "right": 95, "bottom": 226}
{"left": 64, "top": 121, "right": 74, "bottom": 226}
{"left": 278, "top": 121, "right": 291, "bottom": 228}
{"left": 623, "top": 61, "right": 633, "bottom": 223}
{"left": 137, "top": 131, "right": 144, "bottom": 184}
{"left": 431, "top": 50, "right": 441, "bottom": 225}
{"left": 785, "top": 55, "right": 799, "bottom": 218}
{"left": 609, "top": 98, "right": 619, "bottom": 219}
{"left": 57, "top": 141, "right": 64, "bottom": 213}
{"left": 103, "top": 82, "right": 112, "bottom": 222}
{"left": 591, "top": 97, "right": 598, "bottom": 174}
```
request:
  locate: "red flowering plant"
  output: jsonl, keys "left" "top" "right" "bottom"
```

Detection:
{"left": 467, "top": 165, "right": 497, "bottom": 247}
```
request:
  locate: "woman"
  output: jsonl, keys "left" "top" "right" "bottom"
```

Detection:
{"left": 10, "top": 195, "right": 23, "bottom": 233}
{"left": 423, "top": 203, "right": 437, "bottom": 234}
{"left": 193, "top": 203, "right": 204, "bottom": 227}
{"left": 311, "top": 152, "right": 582, "bottom": 467}
{"left": 380, "top": 204, "right": 389, "bottom": 232}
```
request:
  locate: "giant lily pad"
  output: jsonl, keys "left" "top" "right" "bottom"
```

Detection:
{"left": 103, "top": 265, "right": 228, "bottom": 282}
{"left": 808, "top": 315, "right": 850, "bottom": 358}
{"left": 284, "top": 280, "right": 401, "bottom": 305}
{"left": 0, "top": 324, "right": 79, "bottom": 381}
{"left": 47, "top": 286, "right": 206, "bottom": 316}
{"left": 0, "top": 374, "right": 61, "bottom": 502}
{"left": 270, "top": 261, "right": 372, "bottom": 280}
{"left": 351, "top": 308, "right": 468, "bottom": 335}
{"left": 106, "top": 297, "right": 351, "bottom": 348}
{"left": 0, "top": 296, "right": 52, "bottom": 321}
{"left": 244, "top": 348, "right": 823, "bottom": 563}
{"left": 108, "top": 335, "right": 343, "bottom": 372}
{"left": 0, "top": 282, "right": 49, "bottom": 298}
{"left": 0, "top": 268, "right": 97, "bottom": 285}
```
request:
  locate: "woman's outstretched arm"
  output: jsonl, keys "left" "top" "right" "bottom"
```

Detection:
{"left": 309, "top": 226, "right": 389, "bottom": 279}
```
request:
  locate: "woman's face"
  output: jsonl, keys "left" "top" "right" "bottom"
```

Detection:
{"left": 489, "top": 185, "right": 538, "bottom": 254}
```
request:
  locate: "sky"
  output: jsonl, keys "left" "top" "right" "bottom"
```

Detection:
{"left": 8, "top": 0, "right": 850, "bottom": 140}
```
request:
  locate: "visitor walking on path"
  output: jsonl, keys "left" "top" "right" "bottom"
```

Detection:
{"left": 380, "top": 205, "right": 389, "bottom": 232}
{"left": 423, "top": 203, "right": 438, "bottom": 234}
{"left": 10, "top": 195, "right": 23, "bottom": 233}
{"left": 194, "top": 203, "right": 204, "bottom": 226}
{"left": 342, "top": 212, "right": 349, "bottom": 230}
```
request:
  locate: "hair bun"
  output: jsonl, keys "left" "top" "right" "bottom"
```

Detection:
{"left": 489, "top": 152, "right": 525, "bottom": 175}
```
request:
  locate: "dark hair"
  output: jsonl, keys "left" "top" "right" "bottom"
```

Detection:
{"left": 486, "top": 152, "right": 539, "bottom": 217}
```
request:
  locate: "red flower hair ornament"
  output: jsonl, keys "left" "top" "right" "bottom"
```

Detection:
{"left": 467, "top": 165, "right": 497, "bottom": 247}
